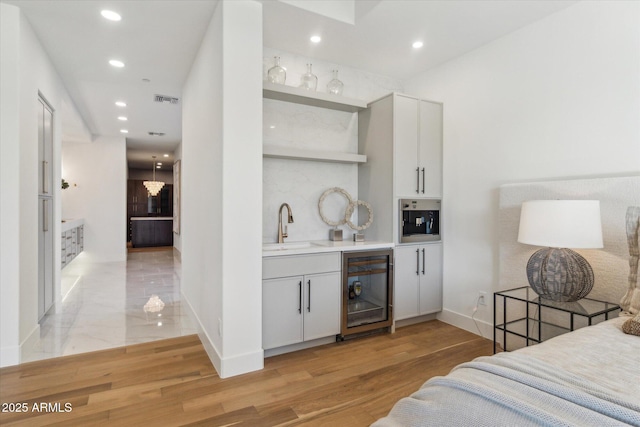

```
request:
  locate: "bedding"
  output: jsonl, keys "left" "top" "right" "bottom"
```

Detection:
{"left": 373, "top": 317, "right": 640, "bottom": 427}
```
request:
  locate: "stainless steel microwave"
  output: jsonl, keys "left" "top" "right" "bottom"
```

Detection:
{"left": 400, "top": 199, "right": 441, "bottom": 243}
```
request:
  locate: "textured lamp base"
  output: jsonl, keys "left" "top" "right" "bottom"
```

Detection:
{"left": 526, "top": 248, "right": 594, "bottom": 302}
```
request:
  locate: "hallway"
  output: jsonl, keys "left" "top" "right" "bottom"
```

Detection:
{"left": 23, "top": 248, "right": 196, "bottom": 363}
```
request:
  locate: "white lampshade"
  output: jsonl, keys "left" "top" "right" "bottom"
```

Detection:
{"left": 517, "top": 200, "right": 603, "bottom": 249}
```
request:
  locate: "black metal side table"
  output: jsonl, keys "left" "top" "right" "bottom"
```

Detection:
{"left": 494, "top": 286, "right": 620, "bottom": 353}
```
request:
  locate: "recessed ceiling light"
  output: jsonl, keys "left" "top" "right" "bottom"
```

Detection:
{"left": 117, "top": 116, "right": 127, "bottom": 121}
{"left": 157, "top": 162, "right": 162, "bottom": 166}
{"left": 163, "top": 154, "right": 169, "bottom": 157}
{"left": 100, "top": 10, "right": 121, "bottom": 22}
{"left": 120, "top": 129, "right": 128, "bottom": 134}
{"left": 412, "top": 41, "right": 424, "bottom": 49}
{"left": 310, "top": 35, "right": 322, "bottom": 43}
{"left": 115, "top": 101, "right": 127, "bottom": 107}
{"left": 109, "top": 59, "right": 125, "bottom": 68}
{"left": 269, "top": 125, "right": 276, "bottom": 129}
{"left": 156, "top": 165, "right": 161, "bottom": 169}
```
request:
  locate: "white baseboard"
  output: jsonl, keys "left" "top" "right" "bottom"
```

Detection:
{"left": 437, "top": 308, "right": 493, "bottom": 340}
{"left": 181, "top": 291, "right": 263, "bottom": 379}
{"left": 0, "top": 345, "right": 20, "bottom": 367}
{"left": 264, "top": 336, "right": 336, "bottom": 358}
{"left": 19, "top": 323, "right": 41, "bottom": 363}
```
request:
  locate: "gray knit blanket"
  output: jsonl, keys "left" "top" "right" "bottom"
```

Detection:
{"left": 372, "top": 352, "right": 640, "bottom": 427}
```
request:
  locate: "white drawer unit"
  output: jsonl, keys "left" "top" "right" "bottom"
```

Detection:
{"left": 61, "top": 224, "right": 84, "bottom": 269}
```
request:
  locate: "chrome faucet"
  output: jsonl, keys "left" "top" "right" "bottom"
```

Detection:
{"left": 278, "top": 203, "right": 294, "bottom": 243}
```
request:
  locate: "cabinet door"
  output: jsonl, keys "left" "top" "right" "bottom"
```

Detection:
{"left": 263, "top": 276, "right": 304, "bottom": 349}
{"left": 419, "top": 100, "right": 443, "bottom": 197}
{"left": 303, "top": 272, "right": 341, "bottom": 341}
{"left": 394, "top": 95, "right": 419, "bottom": 197}
{"left": 394, "top": 245, "right": 420, "bottom": 320}
{"left": 419, "top": 243, "right": 443, "bottom": 315}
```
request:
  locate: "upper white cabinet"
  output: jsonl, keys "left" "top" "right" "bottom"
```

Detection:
{"left": 394, "top": 95, "right": 443, "bottom": 198}
{"left": 419, "top": 100, "right": 443, "bottom": 197}
{"left": 358, "top": 93, "right": 444, "bottom": 243}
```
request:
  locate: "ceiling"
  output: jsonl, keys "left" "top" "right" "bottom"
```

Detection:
{"left": 6, "top": 0, "right": 578, "bottom": 169}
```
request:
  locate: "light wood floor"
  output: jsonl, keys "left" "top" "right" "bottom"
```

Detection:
{"left": 0, "top": 320, "right": 492, "bottom": 426}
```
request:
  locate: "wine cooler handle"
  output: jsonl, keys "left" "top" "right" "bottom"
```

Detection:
{"left": 298, "top": 281, "right": 302, "bottom": 313}
{"left": 307, "top": 280, "right": 311, "bottom": 312}
{"left": 421, "top": 168, "right": 425, "bottom": 194}
{"left": 416, "top": 168, "right": 420, "bottom": 194}
{"left": 416, "top": 249, "right": 420, "bottom": 276}
{"left": 422, "top": 248, "right": 426, "bottom": 275}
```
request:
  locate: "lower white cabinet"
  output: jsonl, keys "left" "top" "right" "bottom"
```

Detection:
{"left": 394, "top": 243, "right": 442, "bottom": 320}
{"left": 262, "top": 253, "right": 341, "bottom": 350}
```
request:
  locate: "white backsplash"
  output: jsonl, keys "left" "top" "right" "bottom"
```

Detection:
{"left": 262, "top": 47, "right": 403, "bottom": 243}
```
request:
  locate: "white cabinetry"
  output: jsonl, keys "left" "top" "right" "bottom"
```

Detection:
{"left": 358, "top": 93, "right": 444, "bottom": 243}
{"left": 393, "top": 95, "right": 442, "bottom": 198}
{"left": 38, "top": 96, "right": 54, "bottom": 320}
{"left": 262, "top": 253, "right": 341, "bottom": 350}
{"left": 61, "top": 224, "right": 84, "bottom": 269}
{"left": 394, "top": 243, "right": 443, "bottom": 321}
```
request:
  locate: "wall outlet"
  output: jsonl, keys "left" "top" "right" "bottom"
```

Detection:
{"left": 478, "top": 291, "right": 487, "bottom": 306}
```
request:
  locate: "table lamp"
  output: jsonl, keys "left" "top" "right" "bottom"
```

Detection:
{"left": 517, "top": 200, "right": 603, "bottom": 302}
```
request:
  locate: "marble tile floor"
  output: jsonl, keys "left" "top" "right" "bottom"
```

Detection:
{"left": 23, "top": 248, "right": 197, "bottom": 363}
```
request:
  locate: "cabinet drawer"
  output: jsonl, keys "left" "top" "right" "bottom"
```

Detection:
{"left": 263, "top": 252, "right": 340, "bottom": 279}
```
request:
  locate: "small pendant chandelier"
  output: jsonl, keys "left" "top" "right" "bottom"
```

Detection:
{"left": 143, "top": 156, "right": 165, "bottom": 196}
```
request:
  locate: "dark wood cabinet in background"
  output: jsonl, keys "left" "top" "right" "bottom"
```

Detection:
{"left": 126, "top": 180, "right": 173, "bottom": 242}
{"left": 131, "top": 219, "right": 173, "bottom": 247}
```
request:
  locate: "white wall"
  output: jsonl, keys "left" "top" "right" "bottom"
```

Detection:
{"left": 0, "top": 3, "right": 22, "bottom": 367}
{"left": 0, "top": 4, "right": 91, "bottom": 366}
{"left": 61, "top": 137, "right": 127, "bottom": 263}
{"left": 262, "top": 48, "right": 403, "bottom": 243}
{"left": 405, "top": 0, "right": 640, "bottom": 336}
{"left": 182, "top": 0, "right": 263, "bottom": 378}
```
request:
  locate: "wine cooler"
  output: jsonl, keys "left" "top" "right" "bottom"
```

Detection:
{"left": 339, "top": 249, "right": 393, "bottom": 339}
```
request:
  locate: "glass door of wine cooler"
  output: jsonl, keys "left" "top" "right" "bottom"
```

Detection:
{"left": 340, "top": 249, "right": 393, "bottom": 339}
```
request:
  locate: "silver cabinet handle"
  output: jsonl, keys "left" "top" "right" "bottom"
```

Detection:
{"left": 42, "top": 161, "right": 49, "bottom": 194}
{"left": 416, "top": 167, "right": 420, "bottom": 194}
{"left": 421, "top": 168, "right": 425, "bottom": 194}
{"left": 416, "top": 249, "right": 420, "bottom": 276}
{"left": 298, "top": 281, "right": 302, "bottom": 313}
{"left": 307, "top": 280, "right": 311, "bottom": 312}
{"left": 422, "top": 248, "right": 426, "bottom": 275}
{"left": 43, "top": 199, "right": 48, "bottom": 232}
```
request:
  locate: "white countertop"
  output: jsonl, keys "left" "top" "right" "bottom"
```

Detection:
{"left": 61, "top": 218, "right": 84, "bottom": 232}
{"left": 130, "top": 217, "right": 174, "bottom": 221}
{"left": 262, "top": 240, "right": 394, "bottom": 257}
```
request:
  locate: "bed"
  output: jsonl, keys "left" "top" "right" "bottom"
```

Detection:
{"left": 373, "top": 316, "right": 640, "bottom": 426}
{"left": 374, "top": 205, "right": 640, "bottom": 426}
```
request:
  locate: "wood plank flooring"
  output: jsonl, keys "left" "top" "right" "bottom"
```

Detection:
{"left": 0, "top": 320, "right": 493, "bottom": 426}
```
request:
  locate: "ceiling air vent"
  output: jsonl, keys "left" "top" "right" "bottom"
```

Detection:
{"left": 148, "top": 132, "right": 165, "bottom": 136}
{"left": 154, "top": 94, "right": 180, "bottom": 104}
